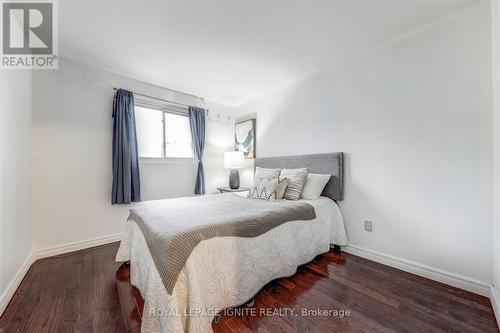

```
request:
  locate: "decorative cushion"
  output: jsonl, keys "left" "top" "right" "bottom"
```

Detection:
{"left": 248, "top": 177, "right": 289, "bottom": 201}
{"left": 254, "top": 167, "right": 281, "bottom": 180}
{"left": 301, "top": 173, "right": 331, "bottom": 200}
{"left": 280, "top": 168, "right": 309, "bottom": 200}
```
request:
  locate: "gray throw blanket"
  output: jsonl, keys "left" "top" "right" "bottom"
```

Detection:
{"left": 128, "top": 193, "right": 316, "bottom": 294}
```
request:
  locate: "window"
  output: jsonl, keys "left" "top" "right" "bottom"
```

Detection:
{"left": 135, "top": 105, "right": 193, "bottom": 159}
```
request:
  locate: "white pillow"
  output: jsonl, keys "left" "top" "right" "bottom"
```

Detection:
{"left": 248, "top": 177, "right": 288, "bottom": 201}
{"left": 301, "top": 173, "right": 331, "bottom": 200}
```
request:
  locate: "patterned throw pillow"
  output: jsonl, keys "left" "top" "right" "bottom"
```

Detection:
{"left": 280, "top": 168, "right": 309, "bottom": 200}
{"left": 248, "top": 177, "right": 289, "bottom": 201}
{"left": 254, "top": 167, "right": 281, "bottom": 180}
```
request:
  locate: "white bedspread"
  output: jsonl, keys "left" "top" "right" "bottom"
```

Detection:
{"left": 116, "top": 195, "right": 347, "bottom": 333}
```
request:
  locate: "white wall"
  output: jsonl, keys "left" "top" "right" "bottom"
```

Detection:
{"left": 32, "top": 59, "right": 234, "bottom": 250}
{"left": 235, "top": 3, "right": 493, "bottom": 290}
{"left": 0, "top": 70, "right": 32, "bottom": 311}
{"left": 491, "top": 0, "right": 500, "bottom": 323}
{"left": 205, "top": 101, "right": 237, "bottom": 192}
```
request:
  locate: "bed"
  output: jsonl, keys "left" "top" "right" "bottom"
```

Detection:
{"left": 115, "top": 152, "right": 347, "bottom": 333}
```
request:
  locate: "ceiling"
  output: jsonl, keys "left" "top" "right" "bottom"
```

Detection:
{"left": 60, "top": 0, "right": 476, "bottom": 106}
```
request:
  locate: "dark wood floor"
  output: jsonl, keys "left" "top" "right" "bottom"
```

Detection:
{"left": 0, "top": 243, "right": 498, "bottom": 333}
{"left": 0, "top": 243, "right": 124, "bottom": 333}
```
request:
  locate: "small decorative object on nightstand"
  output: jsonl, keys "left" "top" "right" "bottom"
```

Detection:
{"left": 224, "top": 151, "right": 245, "bottom": 189}
{"left": 217, "top": 186, "right": 250, "bottom": 193}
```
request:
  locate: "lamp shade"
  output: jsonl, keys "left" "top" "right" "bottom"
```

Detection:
{"left": 224, "top": 151, "right": 245, "bottom": 169}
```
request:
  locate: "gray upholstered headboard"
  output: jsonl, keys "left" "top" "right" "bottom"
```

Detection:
{"left": 254, "top": 152, "right": 344, "bottom": 201}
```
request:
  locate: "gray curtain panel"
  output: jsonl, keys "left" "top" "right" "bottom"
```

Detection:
{"left": 112, "top": 89, "right": 141, "bottom": 204}
{"left": 188, "top": 106, "right": 206, "bottom": 195}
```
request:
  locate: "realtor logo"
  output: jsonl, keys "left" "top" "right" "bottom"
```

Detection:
{"left": 1, "top": 0, "right": 58, "bottom": 69}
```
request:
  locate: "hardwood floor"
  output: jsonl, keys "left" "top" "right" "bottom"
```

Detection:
{"left": 0, "top": 243, "right": 498, "bottom": 333}
{"left": 0, "top": 243, "right": 124, "bottom": 333}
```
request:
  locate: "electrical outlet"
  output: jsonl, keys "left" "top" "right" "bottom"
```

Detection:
{"left": 364, "top": 220, "right": 373, "bottom": 232}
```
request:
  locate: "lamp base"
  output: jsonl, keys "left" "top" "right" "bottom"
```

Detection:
{"left": 229, "top": 169, "right": 240, "bottom": 189}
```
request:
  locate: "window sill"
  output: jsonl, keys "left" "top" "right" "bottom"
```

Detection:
{"left": 139, "top": 157, "right": 196, "bottom": 164}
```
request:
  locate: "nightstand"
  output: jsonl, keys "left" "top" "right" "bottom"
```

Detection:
{"left": 217, "top": 186, "right": 250, "bottom": 193}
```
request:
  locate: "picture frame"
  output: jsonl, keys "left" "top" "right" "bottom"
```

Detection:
{"left": 234, "top": 119, "right": 256, "bottom": 159}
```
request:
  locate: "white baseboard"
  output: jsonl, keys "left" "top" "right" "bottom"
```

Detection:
{"left": 344, "top": 244, "right": 491, "bottom": 297}
{"left": 32, "top": 233, "right": 123, "bottom": 261}
{"left": 491, "top": 286, "right": 500, "bottom": 326}
{"left": 0, "top": 253, "right": 33, "bottom": 316}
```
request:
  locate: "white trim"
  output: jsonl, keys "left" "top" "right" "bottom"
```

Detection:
{"left": 32, "top": 233, "right": 123, "bottom": 261}
{"left": 344, "top": 244, "right": 491, "bottom": 297}
{"left": 491, "top": 286, "right": 500, "bottom": 326}
{"left": 0, "top": 254, "right": 33, "bottom": 316}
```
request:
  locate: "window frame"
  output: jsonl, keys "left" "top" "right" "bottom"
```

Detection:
{"left": 134, "top": 99, "right": 194, "bottom": 161}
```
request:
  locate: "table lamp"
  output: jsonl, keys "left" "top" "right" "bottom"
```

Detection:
{"left": 224, "top": 151, "right": 245, "bottom": 189}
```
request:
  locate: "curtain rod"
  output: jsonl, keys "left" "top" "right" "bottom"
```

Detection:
{"left": 113, "top": 87, "right": 208, "bottom": 111}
